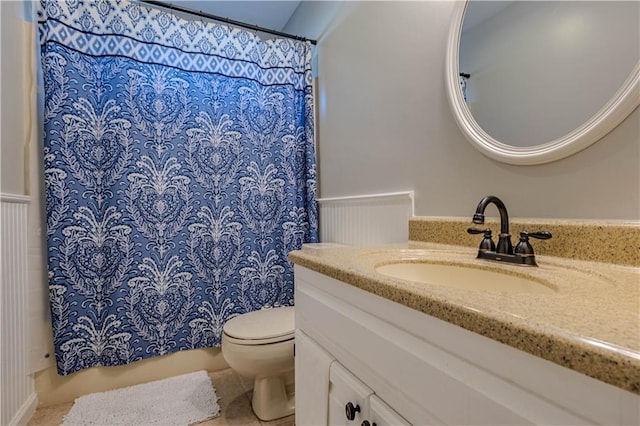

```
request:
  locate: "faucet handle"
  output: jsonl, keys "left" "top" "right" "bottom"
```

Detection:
{"left": 515, "top": 231, "right": 552, "bottom": 257}
{"left": 521, "top": 231, "right": 552, "bottom": 240}
{"left": 467, "top": 227, "right": 496, "bottom": 252}
{"left": 467, "top": 227, "right": 487, "bottom": 235}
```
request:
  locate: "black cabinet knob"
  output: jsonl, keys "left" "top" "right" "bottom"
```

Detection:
{"left": 345, "top": 402, "right": 361, "bottom": 420}
{"left": 361, "top": 421, "right": 377, "bottom": 426}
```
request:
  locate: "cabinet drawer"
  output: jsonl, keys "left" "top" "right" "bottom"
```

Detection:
{"left": 328, "top": 362, "right": 414, "bottom": 426}
{"left": 329, "top": 363, "right": 373, "bottom": 425}
{"left": 369, "top": 395, "right": 411, "bottom": 426}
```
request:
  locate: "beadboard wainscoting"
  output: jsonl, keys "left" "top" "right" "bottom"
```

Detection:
{"left": 1, "top": 193, "right": 37, "bottom": 425}
{"left": 318, "top": 191, "right": 414, "bottom": 245}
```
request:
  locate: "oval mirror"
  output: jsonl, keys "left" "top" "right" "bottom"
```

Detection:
{"left": 445, "top": 1, "right": 640, "bottom": 165}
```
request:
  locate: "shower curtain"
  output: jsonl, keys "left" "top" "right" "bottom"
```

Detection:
{"left": 39, "top": 0, "right": 317, "bottom": 375}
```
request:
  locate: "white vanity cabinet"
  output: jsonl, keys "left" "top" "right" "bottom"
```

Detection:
{"left": 294, "top": 265, "right": 640, "bottom": 426}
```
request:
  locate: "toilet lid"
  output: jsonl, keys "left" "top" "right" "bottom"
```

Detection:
{"left": 223, "top": 306, "right": 294, "bottom": 342}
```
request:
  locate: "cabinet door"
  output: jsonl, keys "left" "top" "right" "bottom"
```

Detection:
{"left": 368, "top": 395, "right": 412, "bottom": 426}
{"left": 295, "top": 330, "right": 335, "bottom": 426}
{"left": 329, "top": 363, "right": 373, "bottom": 425}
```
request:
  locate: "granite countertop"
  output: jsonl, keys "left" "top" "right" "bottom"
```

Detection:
{"left": 289, "top": 242, "right": 640, "bottom": 394}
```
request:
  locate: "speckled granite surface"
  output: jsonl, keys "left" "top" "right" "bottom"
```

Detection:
{"left": 289, "top": 242, "right": 640, "bottom": 394}
{"left": 409, "top": 217, "right": 640, "bottom": 266}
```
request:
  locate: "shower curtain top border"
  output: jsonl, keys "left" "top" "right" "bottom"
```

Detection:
{"left": 43, "top": 40, "right": 313, "bottom": 92}
{"left": 39, "top": 17, "right": 312, "bottom": 75}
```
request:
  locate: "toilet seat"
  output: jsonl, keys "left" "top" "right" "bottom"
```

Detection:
{"left": 223, "top": 306, "right": 294, "bottom": 346}
{"left": 223, "top": 332, "right": 294, "bottom": 346}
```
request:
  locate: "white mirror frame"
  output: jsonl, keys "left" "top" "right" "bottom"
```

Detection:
{"left": 445, "top": 1, "right": 640, "bottom": 166}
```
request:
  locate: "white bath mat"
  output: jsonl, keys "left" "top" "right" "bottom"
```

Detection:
{"left": 63, "top": 370, "right": 220, "bottom": 425}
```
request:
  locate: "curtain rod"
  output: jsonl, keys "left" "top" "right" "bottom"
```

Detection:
{"left": 138, "top": 0, "right": 317, "bottom": 45}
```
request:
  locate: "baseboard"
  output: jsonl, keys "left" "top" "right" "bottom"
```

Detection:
{"left": 35, "top": 347, "right": 227, "bottom": 407}
{"left": 10, "top": 392, "right": 38, "bottom": 426}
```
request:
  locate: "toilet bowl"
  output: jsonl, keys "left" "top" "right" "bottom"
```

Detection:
{"left": 221, "top": 306, "right": 295, "bottom": 421}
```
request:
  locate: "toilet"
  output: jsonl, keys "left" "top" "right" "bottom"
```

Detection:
{"left": 221, "top": 306, "right": 295, "bottom": 421}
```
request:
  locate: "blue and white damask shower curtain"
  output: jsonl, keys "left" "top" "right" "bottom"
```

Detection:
{"left": 39, "top": 0, "right": 317, "bottom": 375}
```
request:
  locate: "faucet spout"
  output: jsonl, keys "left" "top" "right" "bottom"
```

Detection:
{"left": 473, "top": 195, "right": 510, "bottom": 235}
{"left": 472, "top": 195, "right": 513, "bottom": 254}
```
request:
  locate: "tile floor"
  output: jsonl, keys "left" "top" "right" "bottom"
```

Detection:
{"left": 27, "top": 368, "right": 294, "bottom": 426}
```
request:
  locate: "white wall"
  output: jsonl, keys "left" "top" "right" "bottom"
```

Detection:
{"left": 1, "top": 0, "right": 27, "bottom": 195}
{"left": 460, "top": 1, "right": 639, "bottom": 147}
{"left": 285, "top": 1, "right": 640, "bottom": 221}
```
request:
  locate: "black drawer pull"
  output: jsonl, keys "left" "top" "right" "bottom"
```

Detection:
{"left": 345, "top": 402, "right": 360, "bottom": 420}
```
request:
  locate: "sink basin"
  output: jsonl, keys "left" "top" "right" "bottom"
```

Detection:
{"left": 375, "top": 262, "right": 556, "bottom": 294}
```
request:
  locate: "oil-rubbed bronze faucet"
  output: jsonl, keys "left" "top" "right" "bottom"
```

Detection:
{"left": 467, "top": 195, "right": 552, "bottom": 266}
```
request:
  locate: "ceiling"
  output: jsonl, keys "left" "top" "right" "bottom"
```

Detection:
{"left": 166, "top": 1, "right": 302, "bottom": 31}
